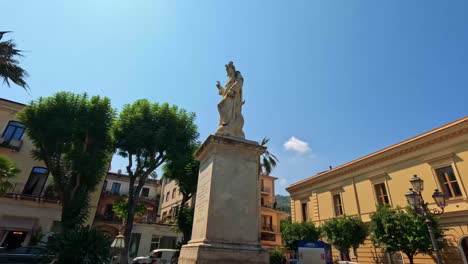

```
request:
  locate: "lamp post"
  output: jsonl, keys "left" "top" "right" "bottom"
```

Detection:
{"left": 405, "top": 175, "right": 446, "bottom": 264}
{"left": 111, "top": 233, "right": 125, "bottom": 264}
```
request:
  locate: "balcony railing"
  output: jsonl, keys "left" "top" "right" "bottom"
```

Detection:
{"left": 261, "top": 232, "right": 277, "bottom": 242}
{"left": 261, "top": 200, "right": 275, "bottom": 209}
{"left": 0, "top": 183, "right": 60, "bottom": 204}
{"left": 261, "top": 186, "right": 271, "bottom": 193}
{"left": 0, "top": 138, "right": 23, "bottom": 151}
{"left": 261, "top": 224, "right": 277, "bottom": 233}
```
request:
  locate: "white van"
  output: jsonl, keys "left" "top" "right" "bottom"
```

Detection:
{"left": 132, "top": 249, "right": 179, "bottom": 264}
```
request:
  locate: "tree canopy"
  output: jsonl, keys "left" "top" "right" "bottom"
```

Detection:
{"left": 0, "top": 155, "right": 20, "bottom": 194}
{"left": 321, "top": 215, "right": 368, "bottom": 261}
{"left": 114, "top": 99, "right": 198, "bottom": 264}
{"left": 162, "top": 142, "right": 199, "bottom": 245}
{"left": 19, "top": 92, "right": 115, "bottom": 229}
{"left": 370, "top": 205, "right": 444, "bottom": 264}
{"left": 281, "top": 221, "right": 320, "bottom": 252}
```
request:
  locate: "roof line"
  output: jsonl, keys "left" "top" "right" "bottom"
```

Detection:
{"left": 287, "top": 116, "right": 468, "bottom": 190}
{"left": 0, "top": 98, "right": 26, "bottom": 106}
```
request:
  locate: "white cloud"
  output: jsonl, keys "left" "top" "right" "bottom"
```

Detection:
{"left": 284, "top": 136, "right": 311, "bottom": 154}
{"left": 279, "top": 178, "right": 288, "bottom": 187}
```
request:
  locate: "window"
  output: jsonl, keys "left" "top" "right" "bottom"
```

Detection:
{"left": 1, "top": 121, "right": 25, "bottom": 144}
{"left": 435, "top": 166, "right": 462, "bottom": 198}
{"left": 102, "top": 180, "right": 108, "bottom": 191}
{"left": 374, "top": 183, "right": 390, "bottom": 205}
{"left": 166, "top": 192, "right": 170, "bottom": 201}
{"left": 261, "top": 215, "right": 273, "bottom": 231}
{"left": 301, "top": 202, "right": 308, "bottom": 222}
{"left": 333, "top": 193, "right": 344, "bottom": 216}
{"left": 150, "top": 235, "right": 160, "bottom": 251}
{"left": 141, "top": 187, "right": 149, "bottom": 197}
{"left": 261, "top": 179, "right": 265, "bottom": 191}
{"left": 172, "top": 188, "right": 176, "bottom": 198}
{"left": 111, "top": 182, "right": 121, "bottom": 194}
{"left": 22, "top": 167, "right": 49, "bottom": 196}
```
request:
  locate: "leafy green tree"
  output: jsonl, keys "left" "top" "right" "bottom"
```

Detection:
{"left": 370, "top": 205, "right": 444, "bottom": 264}
{"left": 47, "top": 226, "right": 111, "bottom": 264}
{"left": 0, "top": 155, "right": 19, "bottom": 194}
{"left": 281, "top": 221, "right": 320, "bottom": 252}
{"left": 0, "top": 32, "right": 28, "bottom": 90}
{"left": 270, "top": 247, "right": 287, "bottom": 264}
{"left": 114, "top": 99, "right": 198, "bottom": 264}
{"left": 18, "top": 92, "right": 115, "bottom": 230}
{"left": 162, "top": 142, "right": 199, "bottom": 245}
{"left": 321, "top": 216, "right": 367, "bottom": 261}
{"left": 112, "top": 198, "right": 146, "bottom": 224}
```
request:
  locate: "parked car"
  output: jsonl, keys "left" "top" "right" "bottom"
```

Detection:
{"left": 0, "top": 246, "right": 53, "bottom": 263}
{"left": 132, "top": 249, "right": 179, "bottom": 264}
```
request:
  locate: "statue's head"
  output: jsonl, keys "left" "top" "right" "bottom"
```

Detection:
{"left": 225, "top": 61, "right": 236, "bottom": 77}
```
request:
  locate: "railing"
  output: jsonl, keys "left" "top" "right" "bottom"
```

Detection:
{"left": 261, "top": 224, "right": 277, "bottom": 232}
{"left": 261, "top": 200, "right": 275, "bottom": 209}
{"left": 261, "top": 186, "right": 271, "bottom": 193}
{"left": 94, "top": 214, "right": 121, "bottom": 223}
{"left": 0, "top": 138, "right": 23, "bottom": 151}
{"left": 1, "top": 192, "right": 60, "bottom": 204}
{"left": 261, "top": 232, "right": 277, "bottom": 242}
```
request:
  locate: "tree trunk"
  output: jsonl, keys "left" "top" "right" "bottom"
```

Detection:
{"left": 340, "top": 250, "right": 351, "bottom": 261}
{"left": 406, "top": 253, "right": 414, "bottom": 264}
{"left": 179, "top": 194, "right": 191, "bottom": 245}
{"left": 121, "top": 187, "right": 137, "bottom": 264}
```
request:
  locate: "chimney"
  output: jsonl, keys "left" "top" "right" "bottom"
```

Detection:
{"left": 329, "top": 166, "right": 332, "bottom": 170}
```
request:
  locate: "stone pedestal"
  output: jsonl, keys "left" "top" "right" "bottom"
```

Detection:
{"left": 178, "top": 134, "right": 269, "bottom": 264}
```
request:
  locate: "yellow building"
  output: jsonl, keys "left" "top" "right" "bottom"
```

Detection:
{"left": 287, "top": 117, "right": 468, "bottom": 264}
{"left": 261, "top": 174, "right": 288, "bottom": 249}
{"left": 0, "top": 98, "right": 101, "bottom": 250}
{"left": 158, "top": 178, "right": 189, "bottom": 224}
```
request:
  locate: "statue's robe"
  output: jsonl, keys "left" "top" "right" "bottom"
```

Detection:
{"left": 217, "top": 72, "right": 245, "bottom": 138}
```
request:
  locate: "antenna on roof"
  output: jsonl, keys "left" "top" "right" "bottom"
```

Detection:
{"left": 329, "top": 166, "right": 333, "bottom": 170}
{"left": 117, "top": 169, "right": 122, "bottom": 175}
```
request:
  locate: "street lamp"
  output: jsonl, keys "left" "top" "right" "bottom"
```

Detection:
{"left": 405, "top": 175, "right": 446, "bottom": 264}
{"left": 111, "top": 233, "right": 125, "bottom": 264}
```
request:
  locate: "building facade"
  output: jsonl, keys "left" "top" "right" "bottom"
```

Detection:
{"left": 260, "top": 174, "right": 288, "bottom": 249}
{"left": 93, "top": 171, "right": 181, "bottom": 259}
{"left": 0, "top": 98, "right": 100, "bottom": 250}
{"left": 287, "top": 117, "right": 468, "bottom": 263}
{"left": 158, "top": 178, "right": 189, "bottom": 224}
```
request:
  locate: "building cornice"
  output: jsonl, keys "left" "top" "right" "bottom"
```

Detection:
{"left": 287, "top": 117, "right": 468, "bottom": 194}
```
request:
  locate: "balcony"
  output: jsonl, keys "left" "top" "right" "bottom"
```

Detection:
{"left": 0, "top": 138, "right": 23, "bottom": 151}
{"left": 261, "top": 186, "right": 271, "bottom": 194}
{"left": 261, "top": 232, "right": 277, "bottom": 242}
{"left": 261, "top": 224, "right": 278, "bottom": 233}
{"left": 261, "top": 200, "right": 276, "bottom": 209}
{"left": 95, "top": 214, "right": 121, "bottom": 223}
{"left": 1, "top": 192, "right": 60, "bottom": 204}
{"left": 0, "top": 183, "right": 60, "bottom": 204}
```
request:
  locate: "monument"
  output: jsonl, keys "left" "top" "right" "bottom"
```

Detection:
{"left": 178, "top": 62, "right": 269, "bottom": 264}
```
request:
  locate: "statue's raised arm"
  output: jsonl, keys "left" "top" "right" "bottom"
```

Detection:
{"left": 215, "top": 61, "right": 245, "bottom": 138}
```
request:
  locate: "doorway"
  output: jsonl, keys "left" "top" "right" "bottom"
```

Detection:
{"left": 461, "top": 237, "right": 468, "bottom": 264}
{"left": 1, "top": 230, "right": 27, "bottom": 250}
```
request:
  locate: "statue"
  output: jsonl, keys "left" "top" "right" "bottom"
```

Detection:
{"left": 215, "top": 61, "right": 245, "bottom": 138}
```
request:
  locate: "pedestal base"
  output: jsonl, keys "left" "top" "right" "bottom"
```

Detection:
{"left": 178, "top": 241, "right": 269, "bottom": 264}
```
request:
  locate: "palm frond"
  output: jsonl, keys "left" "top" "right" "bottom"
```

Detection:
{"left": 0, "top": 39, "right": 28, "bottom": 90}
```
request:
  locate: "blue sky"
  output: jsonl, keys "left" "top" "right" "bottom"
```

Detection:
{"left": 2, "top": 1, "right": 467, "bottom": 195}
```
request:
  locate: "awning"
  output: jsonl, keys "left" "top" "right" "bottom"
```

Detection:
{"left": 0, "top": 215, "right": 38, "bottom": 231}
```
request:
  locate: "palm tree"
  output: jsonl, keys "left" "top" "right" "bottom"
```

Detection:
{"left": 0, "top": 155, "right": 20, "bottom": 194}
{"left": 0, "top": 31, "right": 28, "bottom": 90}
{"left": 260, "top": 137, "right": 279, "bottom": 175}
